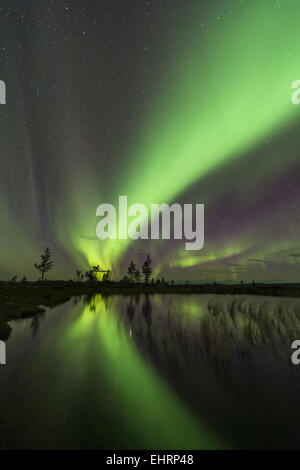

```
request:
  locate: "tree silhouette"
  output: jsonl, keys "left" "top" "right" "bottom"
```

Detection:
{"left": 102, "top": 269, "right": 112, "bottom": 281}
{"left": 85, "top": 265, "right": 101, "bottom": 282}
{"left": 127, "top": 260, "right": 137, "bottom": 282}
{"left": 92, "top": 265, "right": 102, "bottom": 280}
{"left": 85, "top": 270, "right": 96, "bottom": 281}
{"left": 135, "top": 269, "right": 141, "bottom": 283}
{"left": 34, "top": 247, "right": 54, "bottom": 281}
{"left": 76, "top": 270, "right": 82, "bottom": 282}
{"left": 142, "top": 254, "right": 152, "bottom": 284}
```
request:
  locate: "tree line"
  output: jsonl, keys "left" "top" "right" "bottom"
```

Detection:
{"left": 31, "top": 247, "right": 153, "bottom": 284}
{"left": 122, "top": 254, "right": 152, "bottom": 284}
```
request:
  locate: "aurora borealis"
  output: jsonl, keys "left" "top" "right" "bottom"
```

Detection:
{"left": 1, "top": 0, "right": 300, "bottom": 282}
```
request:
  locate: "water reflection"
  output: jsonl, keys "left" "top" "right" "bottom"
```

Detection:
{"left": 1, "top": 294, "right": 300, "bottom": 449}
{"left": 118, "top": 294, "right": 300, "bottom": 449}
{"left": 119, "top": 294, "right": 300, "bottom": 370}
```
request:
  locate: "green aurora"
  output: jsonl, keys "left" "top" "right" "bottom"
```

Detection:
{"left": 1, "top": 0, "right": 300, "bottom": 281}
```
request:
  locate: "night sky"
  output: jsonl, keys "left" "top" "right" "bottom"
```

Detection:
{"left": 1, "top": 0, "right": 300, "bottom": 282}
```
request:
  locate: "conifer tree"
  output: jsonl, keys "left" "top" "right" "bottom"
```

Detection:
{"left": 34, "top": 247, "right": 54, "bottom": 281}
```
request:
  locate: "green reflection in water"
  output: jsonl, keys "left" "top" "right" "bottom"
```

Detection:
{"left": 63, "top": 295, "right": 228, "bottom": 449}
{"left": 4, "top": 293, "right": 300, "bottom": 449}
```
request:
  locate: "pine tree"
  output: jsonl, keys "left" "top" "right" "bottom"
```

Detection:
{"left": 127, "top": 260, "right": 137, "bottom": 282}
{"left": 142, "top": 254, "right": 152, "bottom": 284}
{"left": 34, "top": 247, "right": 54, "bottom": 281}
{"left": 135, "top": 269, "right": 141, "bottom": 283}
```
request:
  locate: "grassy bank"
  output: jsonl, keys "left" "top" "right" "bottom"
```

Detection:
{"left": 1, "top": 280, "right": 300, "bottom": 340}
{"left": 0, "top": 282, "right": 82, "bottom": 340}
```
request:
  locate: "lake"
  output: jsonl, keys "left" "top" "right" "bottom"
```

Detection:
{"left": 1, "top": 293, "right": 300, "bottom": 449}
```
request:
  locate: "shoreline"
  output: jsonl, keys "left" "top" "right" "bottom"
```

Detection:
{"left": 1, "top": 280, "right": 300, "bottom": 340}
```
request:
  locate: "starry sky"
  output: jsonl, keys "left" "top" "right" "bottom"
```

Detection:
{"left": 1, "top": 0, "right": 300, "bottom": 283}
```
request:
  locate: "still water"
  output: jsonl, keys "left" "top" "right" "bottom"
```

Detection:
{"left": 1, "top": 293, "right": 300, "bottom": 449}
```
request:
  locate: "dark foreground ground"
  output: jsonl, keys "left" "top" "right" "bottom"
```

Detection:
{"left": 1, "top": 280, "right": 300, "bottom": 340}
